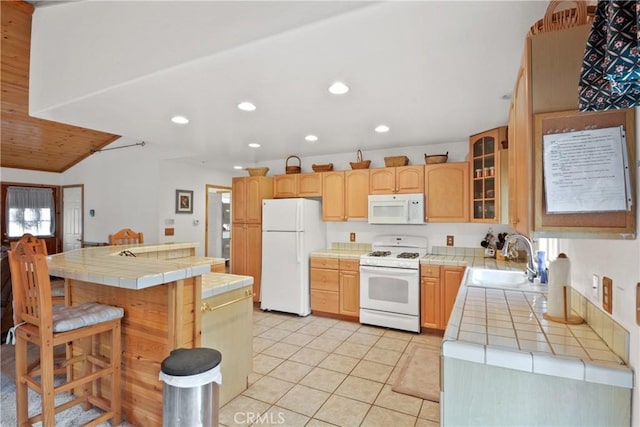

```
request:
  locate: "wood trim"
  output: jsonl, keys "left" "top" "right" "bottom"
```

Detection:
{"left": 533, "top": 109, "right": 636, "bottom": 238}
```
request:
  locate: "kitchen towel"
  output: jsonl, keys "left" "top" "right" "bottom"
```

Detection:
{"left": 547, "top": 253, "right": 571, "bottom": 319}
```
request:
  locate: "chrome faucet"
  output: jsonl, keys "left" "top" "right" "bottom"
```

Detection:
{"left": 501, "top": 234, "right": 537, "bottom": 282}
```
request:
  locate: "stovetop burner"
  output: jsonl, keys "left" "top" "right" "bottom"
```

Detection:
{"left": 397, "top": 252, "right": 420, "bottom": 259}
{"left": 368, "top": 250, "right": 392, "bottom": 257}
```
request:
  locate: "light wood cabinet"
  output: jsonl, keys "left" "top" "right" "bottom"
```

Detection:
{"left": 322, "top": 170, "right": 369, "bottom": 221}
{"left": 339, "top": 259, "right": 359, "bottom": 317}
{"left": 442, "top": 266, "right": 465, "bottom": 327}
{"left": 231, "top": 223, "right": 262, "bottom": 301}
{"left": 508, "top": 25, "right": 592, "bottom": 237}
{"left": 369, "top": 165, "right": 424, "bottom": 194}
{"left": 232, "top": 176, "right": 273, "bottom": 223}
{"left": 310, "top": 256, "right": 359, "bottom": 318}
{"left": 470, "top": 127, "right": 507, "bottom": 223}
{"left": 274, "top": 173, "right": 322, "bottom": 198}
{"left": 420, "top": 264, "right": 464, "bottom": 330}
{"left": 201, "top": 285, "right": 252, "bottom": 406}
{"left": 425, "top": 162, "right": 469, "bottom": 222}
{"left": 231, "top": 176, "right": 272, "bottom": 302}
{"left": 420, "top": 264, "right": 440, "bottom": 329}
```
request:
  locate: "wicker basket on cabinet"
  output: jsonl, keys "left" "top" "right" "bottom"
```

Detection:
{"left": 384, "top": 155, "right": 409, "bottom": 167}
{"left": 350, "top": 150, "right": 371, "bottom": 169}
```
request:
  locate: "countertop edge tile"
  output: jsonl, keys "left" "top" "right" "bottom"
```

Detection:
{"left": 532, "top": 352, "right": 584, "bottom": 381}
{"left": 584, "top": 360, "right": 633, "bottom": 389}
{"left": 442, "top": 339, "right": 485, "bottom": 364}
{"left": 486, "top": 346, "right": 533, "bottom": 373}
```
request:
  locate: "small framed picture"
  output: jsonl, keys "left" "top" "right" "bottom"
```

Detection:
{"left": 175, "top": 189, "right": 193, "bottom": 214}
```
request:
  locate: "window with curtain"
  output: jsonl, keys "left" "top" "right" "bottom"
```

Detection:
{"left": 6, "top": 186, "right": 55, "bottom": 238}
{"left": 579, "top": 1, "right": 640, "bottom": 111}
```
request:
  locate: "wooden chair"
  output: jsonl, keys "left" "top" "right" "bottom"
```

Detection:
{"left": 8, "top": 241, "right": 123, "bottom": 426}
{"left": 109, "top": 228, "right": 143, "bottom": 245}
{"left": 10, "top": 234, "right": 65, "bottom": 306}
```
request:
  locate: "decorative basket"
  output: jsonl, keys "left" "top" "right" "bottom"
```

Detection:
{"left": 312, "top": 163, "right": 333, "bottom": 172}
{"left": 384, "top": 155, "right": 409, "bottom": 167}
{"left": 528, "top": 1, "right": 595, "bottom": 36}
{"left": 245, "top": 167, "right": 269, "bottom": 176}
{"left": 424, "top": 152, "right": 448, "bottom": 164}
{"left": 350, "top": 149, "right": 371, "bottom": 169}
{"left": 285, "top": 155, "right": 301, "bottom": 174}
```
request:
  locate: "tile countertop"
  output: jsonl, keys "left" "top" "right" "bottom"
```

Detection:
{"left": 201, "top": 272, "right": 254, "bottom": 299}
{"left": 47, "top": 242, "right": 223, "bottom": 291}
{"left": 442, "top": 269, "right": 633, "bottom": 389}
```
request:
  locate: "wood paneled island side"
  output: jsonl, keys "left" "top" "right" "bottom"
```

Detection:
{"left": 46, "top": 243, "right": 219, "bottom": 425}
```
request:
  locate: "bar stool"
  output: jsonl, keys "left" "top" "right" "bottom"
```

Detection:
{"left": 10, "top": 234, "right": 65, "bottom": 306}
{"left": 109, "top": 228, "right": 143, "bottom": 245}
{"left": 8, "top": 241, "right": 124, "bottom": 426}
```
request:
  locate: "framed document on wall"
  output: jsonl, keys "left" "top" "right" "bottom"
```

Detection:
{"left": 534, "top": 109, "right": 636, "bottom": 239}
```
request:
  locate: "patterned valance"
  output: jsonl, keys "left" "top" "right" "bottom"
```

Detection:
{"left": 579, "top": 1, "right": 640, "bottom": 111}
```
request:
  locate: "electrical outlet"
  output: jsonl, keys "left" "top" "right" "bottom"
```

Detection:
{"left": 602, "top": 276, "right": 613, "bottom": 314}
{"left": 592, "top": 274, "right": 600, "bottom": 301}
{"left": 446, "top": 235, "right": 454, "bottom": 246}
{"left": 350, "top": 232, "right": 356, "bottom": 242}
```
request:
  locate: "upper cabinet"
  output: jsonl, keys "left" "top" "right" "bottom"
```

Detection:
{"left": 232, "top": 176, "right": 273, "bottom": 223}
{"left": 370, "top": 165, "right": 424, "bottom": 194}
{"left": 322, "top": 169, "right": 369, "bottom": 221}
{"left": 274, "top": 173, "right": 322, "bottom": 198}
{"left": 508, "top": 44, "right": 532, "bottom": 235}
{"left": 425, "top": 162, "right": 469, "bottom": 222}
{"left": 470, "top": 127, "right": 507, "bottom": 223}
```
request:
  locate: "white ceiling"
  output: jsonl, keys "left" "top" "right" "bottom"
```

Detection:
{"left": 29, "top": 1, "right": 550, "bottom": 170}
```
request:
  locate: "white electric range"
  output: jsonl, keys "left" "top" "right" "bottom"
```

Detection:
{"left": 359, "top": 235, "right": 428, "bottom": 333}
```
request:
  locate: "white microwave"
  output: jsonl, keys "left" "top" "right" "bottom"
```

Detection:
{"left": 368, "top": 193, "right": 425, "bottom": 224}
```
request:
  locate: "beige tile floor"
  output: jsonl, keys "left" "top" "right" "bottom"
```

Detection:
{"left": 220, "top": 308, "right": 442, "bottom": 427}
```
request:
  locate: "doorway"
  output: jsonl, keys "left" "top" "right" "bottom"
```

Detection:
{"left": 205, "top": 184, "right": 231, "bottom": 271}
{"left": 62, "top": 185, "right": 84, "bottom": 251}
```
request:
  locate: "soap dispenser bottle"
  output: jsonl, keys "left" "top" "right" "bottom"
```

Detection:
{"left": 537, "top": 251, "right": 548, "bottom": 284}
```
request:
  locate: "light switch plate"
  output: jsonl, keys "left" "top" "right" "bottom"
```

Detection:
{"left": 446, "top": 235, "right": 454, "bottom": 246}
{"left": 602, "top": 276, "right": 613, "bottom": 314}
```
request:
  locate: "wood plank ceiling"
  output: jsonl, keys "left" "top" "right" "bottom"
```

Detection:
{"left": 1, "top": 0, "right": 120, "bottom": 173}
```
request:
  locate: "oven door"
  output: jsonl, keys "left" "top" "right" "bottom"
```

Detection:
{"left": 359, "top": 265, "right": 419, "bottom": 316}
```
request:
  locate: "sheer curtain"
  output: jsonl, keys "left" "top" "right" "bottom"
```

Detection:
{"left": 579, "top": 1, "right": 640, "bottom": 111}
{"left": 6, "top": 186, "right": 55, "bottom": 237}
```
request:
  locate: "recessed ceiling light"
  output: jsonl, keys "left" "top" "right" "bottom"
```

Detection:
{"left": 248, "top": 143, "right": 261, "bottom": 148}
{"left": 328, "top": 81, "right": 349, "bottom": 95}
{"left": 171, "top": 115, "right": 189, "bottom": 124}
{"left": 375, "top": 124, "right": 390, "bottom": 133}
{"left": 305, "top": 135, "right": 318, "bottom": 142}
{"left": 237, "top": 102, "right": 256, "bottom": 111}
{"left": 233, "top": 165, "right": 243, "bottom": 170}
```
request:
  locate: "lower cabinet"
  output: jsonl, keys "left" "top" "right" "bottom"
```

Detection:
{"left": 201, "top": 286, "right": 253, "bottom": 406}
{"left": 421, "top": 264, "right": 465, "bottom": 330}
{"left": 231, "top": 223, "right": 262, "bottom": 302}
{"left": 310, "top": 257, "right": 359, "bottom": 318}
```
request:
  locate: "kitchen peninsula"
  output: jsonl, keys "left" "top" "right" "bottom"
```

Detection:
{"left": 46, "top": 242, "right": 250, "bottom": 425}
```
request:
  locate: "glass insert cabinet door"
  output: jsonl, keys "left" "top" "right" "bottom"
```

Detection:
{"left": 470, "top": 127, "right": 507, "bottom": 223}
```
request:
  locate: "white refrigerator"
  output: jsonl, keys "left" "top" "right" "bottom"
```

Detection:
{"left": 260, "top": 198, "right": 326, "bottom": 316}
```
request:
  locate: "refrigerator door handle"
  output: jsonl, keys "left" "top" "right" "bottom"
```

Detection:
{"left": 296, "top": 200, "right": 302, "bottom": 230}
{"left": 296, "top": 231, "right": 302, "bottom": 264}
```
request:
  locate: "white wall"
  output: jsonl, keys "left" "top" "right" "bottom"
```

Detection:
{"left": 3, "top": 137, "right": 236, "bottom": 255}
{"left": 557, "top": 108, "right": 640, "bottom": 423}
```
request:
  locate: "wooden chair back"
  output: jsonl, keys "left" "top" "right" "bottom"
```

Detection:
{"left": 8, "top": 241, "right": 54, "bottom": 332}
{"left": 109, "top": 228, "right": 144, "bottom": 245}
{"left": 9, "top": 233, "right": 47, "bottom": 254}
{"left": 10, "top": 233, "right": 65, "bottom": 306}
